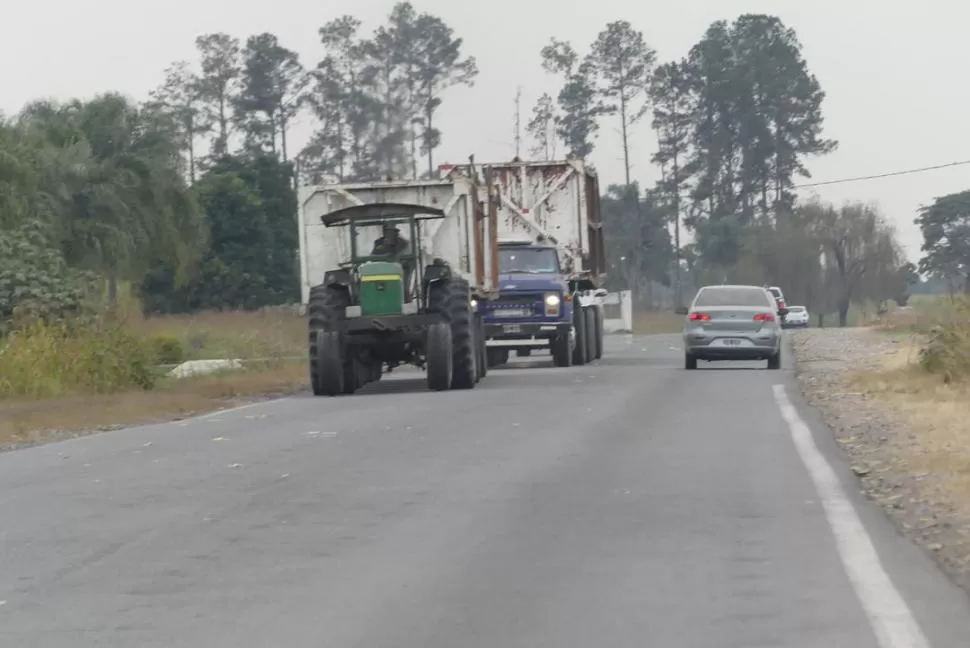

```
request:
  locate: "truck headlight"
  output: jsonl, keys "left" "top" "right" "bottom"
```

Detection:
{"left": 544, "top": 293, "right": 560, "bottom": 315}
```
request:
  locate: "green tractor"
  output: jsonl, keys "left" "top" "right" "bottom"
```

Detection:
{"left": 307, "top": 202, "right": 488, "bottom": 395}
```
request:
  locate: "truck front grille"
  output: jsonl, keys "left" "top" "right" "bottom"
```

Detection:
{"left": 487, "top": 293, "right": 543, "bottom": 317}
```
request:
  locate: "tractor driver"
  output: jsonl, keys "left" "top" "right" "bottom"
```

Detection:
{"left": 371, "top": 223, "right": 410, "bottom": 259}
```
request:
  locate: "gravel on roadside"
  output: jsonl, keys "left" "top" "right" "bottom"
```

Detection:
{"left": 791, "top": 327, "right": 970, "bottom": 592}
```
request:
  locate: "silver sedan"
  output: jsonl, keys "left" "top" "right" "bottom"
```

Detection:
{"left": 676, "top": 285, "right": 785, "bottom": 370}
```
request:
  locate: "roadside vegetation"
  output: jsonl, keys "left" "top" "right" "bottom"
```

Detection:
{"left": 788, "top": 293, "right": 970, "bottom": 588}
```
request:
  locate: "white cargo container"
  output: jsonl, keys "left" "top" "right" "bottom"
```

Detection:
{"left": 472, "top": 159, "right": 607, "bottom": 291}
{"left": 297, "top": 169, "right": 499, "bottom": 307}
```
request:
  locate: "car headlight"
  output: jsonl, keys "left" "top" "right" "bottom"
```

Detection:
{"left": 544, "top": 294, "right": 560, "bottom": 306}
{"left": 470, "top": 299, "right": 478, "bottom": 309}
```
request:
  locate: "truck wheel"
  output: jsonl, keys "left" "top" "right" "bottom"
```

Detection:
{"left": 551, "top": 333, "right": 572, "bottom": 367}
{"left": 475, "top": 314, "right": 488, "bottom": 380}
{"left": 572, "top": 303, "right": 588, "bottom": 366}
{"left": 426, "top": 322, "right": 453, "bottom": 390}
{"left": 448, "top": 278, "right": 477, "bottom": 389}
{"left": 591, "top": 305, "right": 604, "bottom": 359}
{"left": 311, "top": 329, "right": 345, "bottom": 396}
{"left": 584, "top": 306, "right": 597, "bottom": 363}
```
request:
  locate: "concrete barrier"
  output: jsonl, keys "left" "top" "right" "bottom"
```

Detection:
{"left": 601, "top": 290, "right": 633, "bottom": 333}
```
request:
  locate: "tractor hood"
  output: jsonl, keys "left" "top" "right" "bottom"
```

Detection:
{"left": 498, "top": 272, "right": 567, "bottom": 292}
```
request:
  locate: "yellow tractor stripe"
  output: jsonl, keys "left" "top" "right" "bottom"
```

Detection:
{"left": 360, "top": 274, "right": 401, "bottom": 282}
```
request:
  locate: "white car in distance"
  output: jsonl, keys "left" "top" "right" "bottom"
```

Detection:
{"left": 783, "top": 305, "right": 809, "bottom": 328}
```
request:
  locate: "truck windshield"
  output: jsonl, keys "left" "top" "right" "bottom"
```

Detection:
{"left": 499, "top": 247, "right": 560, "bottom": 274}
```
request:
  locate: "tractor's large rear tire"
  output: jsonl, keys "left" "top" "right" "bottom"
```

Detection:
{"left": 426, "top": 322, "right": 453, "bottom": 391}
{"left": 572, "top": 303, "right": 588, "bottom": 366}
{"left": 308, "top": 284, "right": 354, "bottom": 396}
{"left": 448, "top": 278, "right": 477, "bottom": 389}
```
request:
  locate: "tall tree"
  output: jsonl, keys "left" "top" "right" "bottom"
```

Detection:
{"left": 650, "top": 60, "right": 695, "bottom": 305}
{"left": 540, "top": 38, "right": 605, "bottom": 160}
{"left": 411, "top": 13, "right": 477, "bottom": 175}
{"left": 384, "top": 2, "right": 423, "bottom": 178}
{"left": 195, "top": 33, "right": 241, "bottom": 156}
{"left": 146, "top": 61, "right": 210, "bottom": 183}
{"left": 362, "top": 20, "right": 409, "bottom": 177}
{"left": 527, "top": 92, "right": 556, "bottom": 159}
{"left": 915, "top": 190, "right": 970, "bottom": 294}
{"left": 587, "top": 21, "right": 656, "bottom": 184}
{"left": 805, "top": 200, "right": 901, "bottom": 326}
{"left": 235, "top": 33, "right": 308, "bottom": 162}
{"left": 315, "top": 16, "right": 380, "bottom": 180}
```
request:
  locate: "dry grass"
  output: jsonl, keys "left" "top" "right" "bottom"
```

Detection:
{"left": 845, "top": 341, "right": 970, "bottom": 560}
{"left": 0, "top": 360, "right": 308, "bottom": 448}
{"left": 131, "top": 307, "right": 306, "bottom": 362}
{"left": 874, "top": 294, "right": 954, "bottom": 334}
{"left": 632, "top": 310, "right": 684, "bottom": 334}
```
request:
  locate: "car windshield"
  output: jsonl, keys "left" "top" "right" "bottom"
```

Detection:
{"left": 499, "top": 247, "right": 560, "bottom": 273}
{"left": 769, "top": 288, "right": 782, "bottom": 298}
{"left": 788, "top": 306, "right": 805, "bottom": 312}
{"left": 693, "top": 287, "right": 775, "bottom": 308}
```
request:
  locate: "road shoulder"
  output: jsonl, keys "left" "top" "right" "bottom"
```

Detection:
{"left": 791, "top": 329, "right": 970, "bottom": 645}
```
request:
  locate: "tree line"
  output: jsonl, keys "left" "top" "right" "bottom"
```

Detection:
{"left": 531, "top": 14, "right": 915, "bottom": 325}
{"left": 1, "top": 7, "right": 927, "bottom": 326}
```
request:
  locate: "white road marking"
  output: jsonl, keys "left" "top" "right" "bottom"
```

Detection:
{"left": 772, "top": 384, "right": 930, "bottom": 648}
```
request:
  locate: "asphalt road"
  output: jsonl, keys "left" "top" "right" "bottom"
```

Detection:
{"left": 3, "top": 334, "right": 970, "bottom": 647}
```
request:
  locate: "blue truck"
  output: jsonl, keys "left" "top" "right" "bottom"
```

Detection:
{"left": 480, "top": 160, "right": 608, "bottom": 368}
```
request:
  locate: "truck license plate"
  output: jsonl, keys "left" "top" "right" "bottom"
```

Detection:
{"left": 503, "top": 324, "right": 522, "bottom": 333}
{"left": 494, "top": 308, "right": 529, "bottom": 318}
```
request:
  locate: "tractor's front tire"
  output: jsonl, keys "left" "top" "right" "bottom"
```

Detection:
{"left": 311, "top": 329, "right": 344, "bottom": 396}
{"left": 308, "top": 284, "right": 354, "bottom": 396}
{"left": 426, "top": 322, "right": 453, "bottom": 391}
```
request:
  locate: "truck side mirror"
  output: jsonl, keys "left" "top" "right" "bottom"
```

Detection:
{"left": 675, "top": 306, "right": 688, "bottom": 315}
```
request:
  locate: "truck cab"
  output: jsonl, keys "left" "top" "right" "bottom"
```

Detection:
{"left": 481, "top": 236, "right": 583, "bottom": 367}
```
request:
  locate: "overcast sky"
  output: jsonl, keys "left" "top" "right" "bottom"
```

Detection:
{"left": 4, "top": 0, "right": 969, "bottom": 261}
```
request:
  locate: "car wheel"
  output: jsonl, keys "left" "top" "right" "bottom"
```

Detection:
{"left": 767, "top": 348, "right": 781, "bottom": 370}
{"left": 685, "top": 353, "right": 697, "bottom": 370}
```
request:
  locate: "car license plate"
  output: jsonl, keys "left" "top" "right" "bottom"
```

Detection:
{"left": 714, "top": 338, "right": 747, "bottom": 347}
{"left": 503, "top": 324, "right": 522, "bottom": 333}
{"left": 494, "top": 308, "right": 529, "bottom": 318}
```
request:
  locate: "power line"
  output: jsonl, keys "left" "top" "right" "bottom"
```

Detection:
{"left": 795, "top": 159, "right": 970, "bottom": 188}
